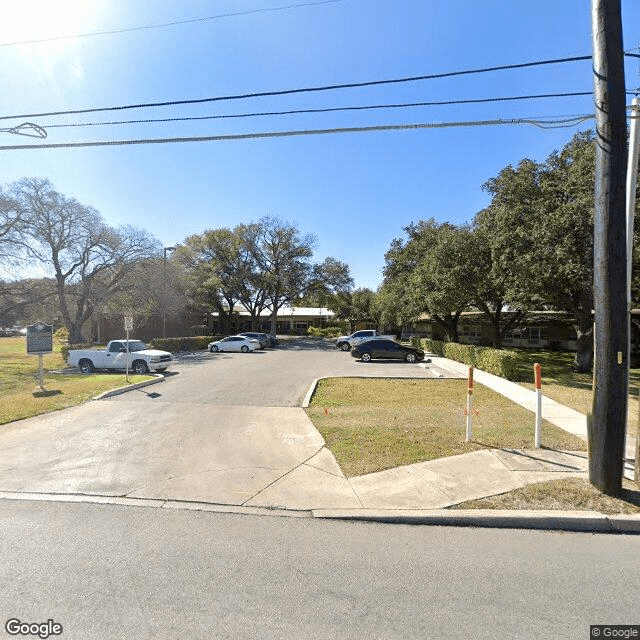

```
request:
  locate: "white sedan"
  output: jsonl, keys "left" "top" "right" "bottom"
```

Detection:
{"left": 208, "top": 335, "right": 260, "bottom": 353}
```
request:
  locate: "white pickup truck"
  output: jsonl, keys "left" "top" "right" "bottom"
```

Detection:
{"left": 336, "top": 330, "right": 397, "bottom": 351}
{"left": 68, "top": 340, "right": 172, "bottom": 374}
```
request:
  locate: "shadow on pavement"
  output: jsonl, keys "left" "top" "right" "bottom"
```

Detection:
{"left": 278, "top": 337, "right": 338, "bottom": 351}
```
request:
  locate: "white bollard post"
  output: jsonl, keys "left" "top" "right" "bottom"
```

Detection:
{"left": 466, "top": 366, "right": 473, "bottom": 443}
{"left": 534, "top": 363, "right": 542, "bottom": 448}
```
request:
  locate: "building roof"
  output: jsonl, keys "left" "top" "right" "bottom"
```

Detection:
{"left": 211, "top": 305, "right": 335, "bottom": 318}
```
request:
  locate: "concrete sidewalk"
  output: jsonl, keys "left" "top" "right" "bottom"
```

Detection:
{"left": 252, "top": 356, "right": 639, "bottom": 531}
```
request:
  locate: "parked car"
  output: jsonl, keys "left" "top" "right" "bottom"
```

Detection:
{"left": 68, "top": 340, "right": 172, "bottom": 374}
{"left": 350, "top": 339, "right": 425, "bottom": 363}
{"left": 208, "top": 335, "right": 260, "bottom": 353}
{"left": 238, "top": 332, "right": 277, "bottom": 348}
{"left": 336, "top": 330, "right": 396, "bottom": 351}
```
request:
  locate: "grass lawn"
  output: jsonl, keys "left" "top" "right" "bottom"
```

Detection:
{"left": 0, "top": 337, "right": 154, "bottom": 425}
{"left": 452, "top": 477, "right": 640, "bottom": 515}
{"left": 512, "top": 349, "right": 640, "bottom": 429}
{"left": 305, "top": 377, "right": 586, "bottom": 478}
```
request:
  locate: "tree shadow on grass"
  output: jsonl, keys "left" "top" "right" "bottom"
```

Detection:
{"left": 32, "top": 389, "right": 62, "bottom": 398}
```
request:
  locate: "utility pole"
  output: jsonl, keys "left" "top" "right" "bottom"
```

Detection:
{"left": 589, "top": 0, "right": 628, "bottom": 496}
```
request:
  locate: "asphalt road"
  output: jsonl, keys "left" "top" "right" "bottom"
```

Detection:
{"left": 1, "top": 499, "right": 638, "bottom": 640}
{"left": 109, "top": 337, "right": 447, "bottom": 407}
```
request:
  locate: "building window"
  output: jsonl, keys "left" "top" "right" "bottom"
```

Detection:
{"left": 460, "top": 324, "right": 481, "bottom": 338}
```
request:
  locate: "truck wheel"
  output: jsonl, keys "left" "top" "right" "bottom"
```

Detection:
{"left": 79, "top": 359, "right": 94, "bottom": 374}
{"left": 340, "top": 342, "right": 351, "bottom": 351}
{"left": 132, "top": 360, "right": 149, "bottom": 375}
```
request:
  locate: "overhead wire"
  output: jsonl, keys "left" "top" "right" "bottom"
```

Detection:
{"left": 0, "top": 115, "right": 597, "bottom": 151}
{"left": 0, "top": 0, "right": 344, "bottom": 47}
{"left": 37, "top": 92, "right": 598, "bottom": 130}
{"left": 0, "top": 55, "right": 602, "bottom": 122}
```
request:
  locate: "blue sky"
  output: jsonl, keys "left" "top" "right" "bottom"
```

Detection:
{"left": 1, "top": 0, "right": 640, "bottom": 289}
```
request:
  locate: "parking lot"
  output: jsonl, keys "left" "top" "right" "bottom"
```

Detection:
{"left": 110, "top": 337, "right": 450, "bottom": 407}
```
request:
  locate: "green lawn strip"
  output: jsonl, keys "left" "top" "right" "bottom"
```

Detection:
{"left": 451, "top": 477, "right": 640, "bottom": 515}
{"left": 305, "top": 378, "right": 586, "bottom": 478}
{"left": 512, "top": 348, "right": 640, "bottom": 427}
{"left": 0, "top": 337, "right": 154, "bottom": 424}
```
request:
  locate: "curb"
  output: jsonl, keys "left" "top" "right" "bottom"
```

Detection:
{"left": 92, "top": 374, "right": 165, "bottom": 400}
{"left": 1, "top": 491, "right": 638, "bottom": 534}
{"left": 311, "top": 508, "right": 640, "bottom": 533}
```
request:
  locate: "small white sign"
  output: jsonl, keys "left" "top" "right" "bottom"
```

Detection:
{"left": 124, "top": 316, "right": 133, "bottom": 332}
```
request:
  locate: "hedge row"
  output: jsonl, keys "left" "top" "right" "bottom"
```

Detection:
{"left": 419, "top": 339, "right": 519, "bottom": 381}
{"left": 149, "top": 336, "right": 220, "bottom": 352}
{"left": 307, "top": 326, "right": 343, "bottom": 338}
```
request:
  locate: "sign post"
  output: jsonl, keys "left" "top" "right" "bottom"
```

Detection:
{"left": 534, "top": 363, "right": 542, "bottom": 448}
{"left": 465, "top": 366, "right": 474, "bottom": 443}
{"left": 124, "top": 316, "right": 133, "bottom": 383}
{"left": 26, "top": 322, "right": 53, "bottom": 390}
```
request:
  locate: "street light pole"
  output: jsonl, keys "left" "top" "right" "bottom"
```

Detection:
{"left": 163, "top": 246, "right": 175, "bottom": 339}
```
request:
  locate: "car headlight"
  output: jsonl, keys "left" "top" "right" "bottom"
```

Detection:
{"left": 149, "top": 356, "right": 161, "bottom": 363}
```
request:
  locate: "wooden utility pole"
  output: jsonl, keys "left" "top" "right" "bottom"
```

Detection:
{"left": 589, "top": 0, "right": 628, "bottom": 495}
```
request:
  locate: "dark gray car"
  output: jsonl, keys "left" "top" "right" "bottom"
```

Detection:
{"left": 350, "top": 339, "right": 424, "bottom": 363}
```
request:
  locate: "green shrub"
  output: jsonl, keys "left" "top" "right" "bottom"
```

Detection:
{"left": 420, "top": 339, "right": 445, "bottom": 356}
{"left": 410, "top": 336, "right": 422, "bottom": 350}
{"left": 307, "top": 326, "right": 342, "bottom": 338}
{"left": 53, "top": 327, "right": 69, "bottom": 343}
{"left": 443, "top": 342, "right": 477, "bottom": 366}
{"left": 149, "top": 335, "right": 220, "bottom": 352}
{"left": 476, "top": 348, "right": 520, "bottom": 381}
{"left": 61, "top": 343, "right": 96, "bottom": 363}
{"left": 434, "top": 340, "right": 520, "bottom": 381}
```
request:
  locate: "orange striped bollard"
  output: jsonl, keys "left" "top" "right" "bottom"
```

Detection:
{"left": 466, "top": 366, "right": 474, "bottom": 442}
{"left": 534, "top": 363, "right": 542, "bottom": 448}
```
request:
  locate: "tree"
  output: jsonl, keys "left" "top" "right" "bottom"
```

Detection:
{"left": 380, "top": 220, "right": 476, "bottom": 341}
{"left": 330, "top": 287, "right": 375, "bottom": 330}
{"left": 250, "top": 217, "right": 317, "bottom": 336}
{"left": 11, "top": 178, "right": 160, "bottom": 342}
{"left": 479, "top": 132, "right": 602, "bottom": 371}
{"left": 0, "top": 187, "right": 24, "bottom": 266}
{"left": 305, "top": 257, "right": 354, "bottom": 308}
{"left": 174, "top": 225, "right": 264, "bottom": 333}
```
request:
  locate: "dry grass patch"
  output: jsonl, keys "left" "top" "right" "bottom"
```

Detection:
{"left": 305, "top": 377, "right": 586, "bottom": 477}
{"left": 452, "top": 477, "right": 640, "bottom": 515}
{"left": 0, "top": 337, "right": 154, "bottom": 424}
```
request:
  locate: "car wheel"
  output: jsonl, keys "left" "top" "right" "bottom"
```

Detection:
{"left": 210, "top": 345, "right": 219, "bottom": 352}
{"left": 361, "top": 353, "right": 372, "bottom": 362}
{"left": 241, "top": 345, "right": 249, "bottom": 353}
{"left": 79, "top": 359, "right": 94, "bottom": 374}
{"left": 340, "top": 342, "right": 350, "bottom": 351}
{"left": 132, "top": 360, "right": 149, "bottom": 375}
{"left": 405, "top": 352, "right": 417, "bottom": 363}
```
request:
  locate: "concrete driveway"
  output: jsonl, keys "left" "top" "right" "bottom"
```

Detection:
{"left": 0, "top": 338, "right": 455, "bottom": 509}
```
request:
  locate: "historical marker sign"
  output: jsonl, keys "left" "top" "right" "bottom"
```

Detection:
{"left": 26, "top": 322, "right": 53, "bottom": 354}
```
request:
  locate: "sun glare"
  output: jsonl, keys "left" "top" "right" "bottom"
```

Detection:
{"left": 0, "top": 0, "right": 106, "bottom": 45}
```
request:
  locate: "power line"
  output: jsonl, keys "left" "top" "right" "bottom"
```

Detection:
{"left": 0, "top": 55, "right": 598, "bottom": 122}
{"left": 39, "top": 92, "right": 598, "bottom": 130}
{"left": 0, "top": 115, "right": 596, "bottom": 151}
{"left": 0, "top": 0, "right": 343, "bottom": 47}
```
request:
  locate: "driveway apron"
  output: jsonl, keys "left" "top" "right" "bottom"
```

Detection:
{"left": 0, "top": 339, "right": 449, "bottom": 509}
